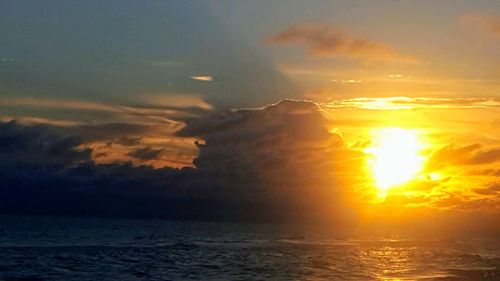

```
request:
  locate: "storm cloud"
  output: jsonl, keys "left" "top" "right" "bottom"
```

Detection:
{"left": 0, "top": 100, "right": 358, "bottom": 223}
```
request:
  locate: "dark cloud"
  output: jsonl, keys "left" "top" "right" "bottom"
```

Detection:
{"left": 0, "top": 100, "right": 357, "bottom": 224}
{"left": 128, "top": 147, "right": 165, "bottom": 161}
{"left": 63, "top": 123, "right": 154, "bottom": 142}
{"left": 20, "top": 121, "right": 179, "bottom": 145}
{"left": 267, "top": 24, "right": 417, "bottom": 62}
{"left": 0, "top": 120, "right": 247, "bottom": 220}
{"left": 0, "top": 120, "right": 91, "bottom": 167}
{"left": 179, "top": 99, "right": 358, "bottom": 223}
{"left": 114, "top": 137, "right": 142, "bottom": 146}
{"left": 0, "top": 120, "right": 172, "bottom": 216}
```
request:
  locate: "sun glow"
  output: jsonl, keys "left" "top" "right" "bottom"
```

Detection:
{"left": 365, "top": 128, "right": 425, "bottom": 197}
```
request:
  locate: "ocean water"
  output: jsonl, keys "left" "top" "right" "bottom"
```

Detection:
{"left": 0, "top": 216, "right": 499, "bottom": 280}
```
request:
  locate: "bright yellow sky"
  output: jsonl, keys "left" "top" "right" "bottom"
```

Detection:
{"left": 313, "top": 98, "right": 500, "bottom": 228}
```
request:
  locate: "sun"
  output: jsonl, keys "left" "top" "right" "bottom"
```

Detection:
{"left": 365, "top": 128, "right": 425, "bottom": 197}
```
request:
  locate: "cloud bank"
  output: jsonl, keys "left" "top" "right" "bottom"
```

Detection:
{"left": 0, "top": 100, "right": 357, "bottom": 224}
{"left": 1, "top": 99, "right": 499, "bottom": 233}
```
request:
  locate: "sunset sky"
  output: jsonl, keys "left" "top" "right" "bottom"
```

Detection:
{"left": 1, "top": 0, "right": 499, "bottom": 235}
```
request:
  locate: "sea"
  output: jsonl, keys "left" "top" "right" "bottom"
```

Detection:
{"left": 1, "top": 215, "right": 499, "bottom": 280}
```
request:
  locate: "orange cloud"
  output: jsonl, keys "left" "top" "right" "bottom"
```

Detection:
{"left": 190, "top": 75, "right": 214, "bottom": 82}
{"left": 475, "top": 182, "right": 500, "bottom": 196}
{"left": 323, "top": 97, "right": 500, "bottom": 110}
{"left": 0, "top": 96, "right": 211, "bottom": 169}
{"left": 266, "top": 24, "right": 418, "bottom": 63}
{"left": 332, "top": 79, "right": 362, "bottom": 83}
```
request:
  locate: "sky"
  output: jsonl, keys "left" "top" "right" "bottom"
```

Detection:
{"left": 1, "top": 1, "right": 499, "bottom": 235}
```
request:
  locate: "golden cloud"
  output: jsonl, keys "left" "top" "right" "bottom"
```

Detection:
{"left": 190, "top": 75, "right": 214, "bottom": 82}
{"left": 323, "top": 97, "right": 500, "bottom": 110}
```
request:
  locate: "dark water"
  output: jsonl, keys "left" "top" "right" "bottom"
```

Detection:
{"left": 1, "top": 216, "right": 499, "bottom": 280}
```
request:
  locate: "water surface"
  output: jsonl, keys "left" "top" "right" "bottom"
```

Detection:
{"left": 1, "top": 216, "right": 499, "bottom": 280}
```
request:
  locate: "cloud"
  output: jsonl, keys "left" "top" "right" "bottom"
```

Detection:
{"left": 0, "top": 120, "right": 200, "bottom": 219}
{"left": 177, "top": 99, "right": 363, "bottom": 223}
{"left": 114, "top": 137, "right": 142, "bottom": 146}
{"left": 323, "top": 97, "right": 500, "bottom": 110}
{"left": 128, "top": 146, "right": 165, "bottom": 161}
{"left": 77, "top": 123, "right": 198, "bottom": 168}
{"left": 468, "top": 147, "right": 500, "bottom": 165}
{"left": 190, "top": 75, "right": 214, "bottom": 82}
{"left": 0, "top": 96, "right": 213, "bottom": 123}
{"left": 0, "top": 121, "right": 91, "bottom": 168}
{"left": 474, "top": 182, "right": 500, "bottom": 196}
{"left": 142, "top": 94, "right": 213, "bottom": 110}
{"left": 0, "top": 118, "right": 197, "bottom": 169}
{"left": 0, "top": 116, "right": 83, "bottom": 127}
{"left": 0, "top": 95, "right": 213, "bottom": 169}
{"left": 1, "top": 100, "right": 499, "bottom": 229}
{"left": 0, "top": 100, "right": 359, "bottom": 224}
{"left": 426, "top": 143, "right": 500, "bottom": 171}
{"left": 467, "top": 169, "right": 500, "bottom": 177}
{"left": 0, "top": 97, "right": 120, "bottom": 113}
{"left": 460, "top": 13, "right": 500, "bottom": 36}
{"left": 332, "top": 79, "right": 362, "bottom": 83}
{"left": 0, "top": 97, "right": 213, "bottom": 166}
{"left": 61, "top": 123, "right": 156, "bottom": 142}
{"left": 266, "top": 24, "right": 417, "bottom": 63}
{"left": 388, "top": 74, "right": 404, "bottom": 78}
